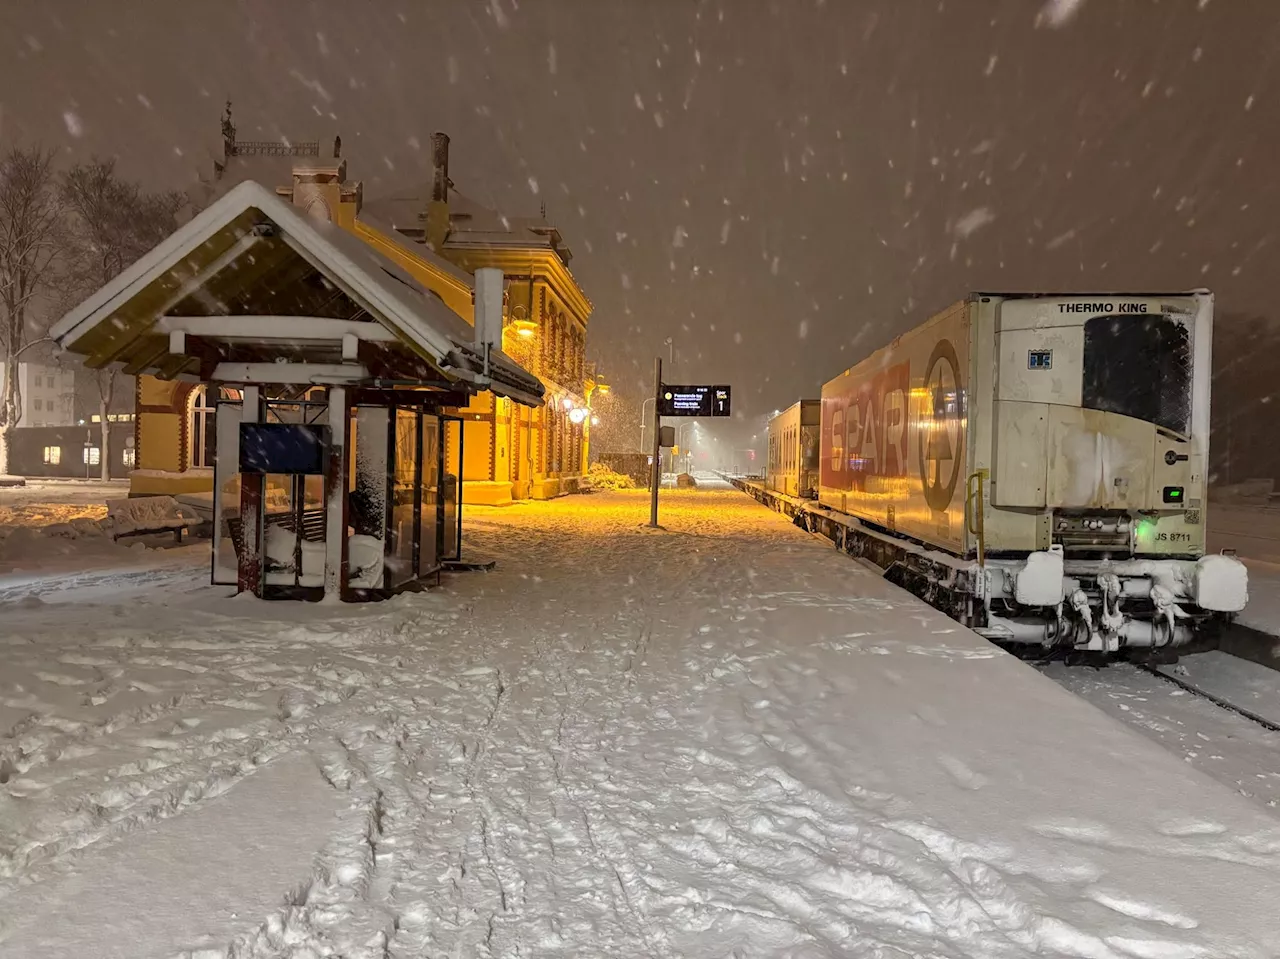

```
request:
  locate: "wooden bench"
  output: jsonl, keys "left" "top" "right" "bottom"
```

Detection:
{"left": 106, "top": 496, "right": 202, "bottom": 544}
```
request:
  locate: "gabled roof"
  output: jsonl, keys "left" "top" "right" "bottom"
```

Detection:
{"left": 51, "top": 180, "right": 544, "bottom": 406}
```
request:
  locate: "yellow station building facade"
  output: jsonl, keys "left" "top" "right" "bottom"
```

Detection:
{"left": 130, "top": 112, "right": 595, "bottom": 505}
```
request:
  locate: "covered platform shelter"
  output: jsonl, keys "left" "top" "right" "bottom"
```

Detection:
{"left": 50, "top": 180, "right": 544, "bottom": 601}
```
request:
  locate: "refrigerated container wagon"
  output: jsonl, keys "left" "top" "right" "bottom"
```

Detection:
{"left": 814, "top": 291, "right": 1247, "bottom": 651}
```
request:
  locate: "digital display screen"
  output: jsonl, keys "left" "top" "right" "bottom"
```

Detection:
{"left": 1163, "top": 486, "right": 1185, "bottom": 503}
{"left": 657, "top": 384, "right": 731, "bottom": 417}
{"left": 239, "top": 423, "right": 330, "bottom": 474}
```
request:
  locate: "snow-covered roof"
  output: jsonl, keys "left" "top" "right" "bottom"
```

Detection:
{"left": 356, "top": 211, "right": 474, "bottom": 289}
{"left": 362, "top": 188, "right": 574, "bottom": 265}
{"left": 51, "top": 180, "right": 544, "bottom": 407}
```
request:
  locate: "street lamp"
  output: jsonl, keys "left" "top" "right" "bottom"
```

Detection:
{"left": 506, "top": 304, "right": 537, "bottom": 338}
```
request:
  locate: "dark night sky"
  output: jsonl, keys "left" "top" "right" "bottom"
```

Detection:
{"left": 1, "top": 0, "right": 1277, "bottom": 427}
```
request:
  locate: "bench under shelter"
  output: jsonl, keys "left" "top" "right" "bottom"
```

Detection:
{"left": 50, "top": 180, "right": 544, "bottom": 601}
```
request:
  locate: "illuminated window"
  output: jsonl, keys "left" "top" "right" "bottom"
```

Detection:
{"left": 43, "top": 446, "right": 61, "bottom": 465}
{"left": 122, "top": 448, "right": 136, "bottom": 467}
{"left": 189, "top": 385, "right": 216, "bottom": 468}
{"left": 83, "top": 447, "right": 101, "bottom": 466}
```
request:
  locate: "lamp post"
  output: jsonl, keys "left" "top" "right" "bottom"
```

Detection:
{"left": 580, "top": 366, "right": 610, "bottom": 476}
{"left": 676, "top": 421, "right": 694, "bottom": 475}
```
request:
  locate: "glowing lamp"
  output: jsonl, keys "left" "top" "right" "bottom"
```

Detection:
{"left": 569, "top": 407, "right": 588, "bottom": 425}
{"left": 591, "top": 415, "right": 600, "bottom": 426}
{"left": 562, "top": 397, "right": 574, "bottom": 410}
{"left": 507, "top": 305, "right": 537, "bottom": 338}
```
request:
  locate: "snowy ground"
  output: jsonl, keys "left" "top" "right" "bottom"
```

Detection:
{"left": 1044, "top": 662, "right": 1280, "bottom": 810}
{"left": 0, "top": 478, "right": 128, "bottom": 526}
{"left": 7, "top": 485, "right": 1280, "bottom": 956}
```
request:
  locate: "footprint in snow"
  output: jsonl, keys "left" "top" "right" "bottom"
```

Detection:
{"left": 1088, "top": 889, "right": 1198, "bottom": 929}
{"left": 937, "top": 754, "right": 988, "bottom": 790}
{"left": 1155, "top": 819, "right": 1227, "bottom": 838}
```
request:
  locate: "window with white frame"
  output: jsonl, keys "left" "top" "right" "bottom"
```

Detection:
{"left": 83, "top": 447, "right": 100, "bottom": 466}
{"left": 189, "top": 385, "right": 216, "bottom": 468}
{"left": 122, "top": 447, "right": 136, "bottom": 467}
{"left": 43, "top": 446, "right": 61, "bottom": 465}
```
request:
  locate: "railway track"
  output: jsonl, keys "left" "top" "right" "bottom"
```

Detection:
{"left": 1138, "top": 659, "right": 1280, "bottom": 733}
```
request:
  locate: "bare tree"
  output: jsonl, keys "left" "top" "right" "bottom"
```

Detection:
{"left": 0, "top": 145, "right": 64, "bottom": 477}
{"left": 61, "top": 158, "right": 184, "bottom": 478}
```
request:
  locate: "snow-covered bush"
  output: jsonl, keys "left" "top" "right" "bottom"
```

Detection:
{"left": 584, "top": 462, "right": 637, "bottom": 491}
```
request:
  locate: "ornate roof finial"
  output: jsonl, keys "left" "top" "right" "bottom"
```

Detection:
{"left": 221, "top": 100, "right": 236, "bottom": 158}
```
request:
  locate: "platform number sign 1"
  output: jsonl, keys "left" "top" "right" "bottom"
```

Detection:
{"left": 712, "top": 386, "right": 730, "bottom": 416}
{"left": 1027, "top": 349, "right": 1053, "bottom": 370}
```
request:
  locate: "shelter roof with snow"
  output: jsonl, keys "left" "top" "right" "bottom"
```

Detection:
{"left": 50, "top": 180, "right": 543, "bottom": 406}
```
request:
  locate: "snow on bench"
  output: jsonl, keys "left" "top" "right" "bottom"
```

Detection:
{"left": 105, "top": 496, "right": 202, "bottom": 543}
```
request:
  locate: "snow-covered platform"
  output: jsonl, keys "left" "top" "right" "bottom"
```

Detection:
{"left": 4, "top": 485, "right": 1280, "bottom": 957}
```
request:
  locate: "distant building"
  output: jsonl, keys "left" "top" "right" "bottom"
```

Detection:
{"left": 0, "top": 362, "right": 76, "bottom": 428}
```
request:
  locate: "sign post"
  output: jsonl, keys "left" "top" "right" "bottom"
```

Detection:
{"left": 649, "top": 356, "right": 662, "bottom": 528}
{"left": 647, "top": 368, "right": 730, "bottom": 527}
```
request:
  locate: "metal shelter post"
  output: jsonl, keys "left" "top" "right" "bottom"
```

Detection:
{"left": 323, "top": 386, "right": 349, "bottom": 601}
{"left": 236, "top": 386, "right": 263, "bottom": 597}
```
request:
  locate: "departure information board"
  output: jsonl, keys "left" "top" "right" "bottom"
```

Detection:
{"left": 658, "top": 385, "right": 731, "bottom": 417}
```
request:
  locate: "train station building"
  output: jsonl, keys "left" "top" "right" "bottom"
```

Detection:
{"left": 121, "top": 108, "right": 596, "bottom": 507}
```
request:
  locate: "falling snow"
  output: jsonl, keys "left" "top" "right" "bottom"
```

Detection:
{"left": 1036, "top": 0, "right": 1086, "bottom": 29}
{"left": 953, "top": 207, "right": 996, "bottom": 238}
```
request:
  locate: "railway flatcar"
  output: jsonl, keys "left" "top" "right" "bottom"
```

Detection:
{"left": 766, "top": 401, "right": 821, "bottom": 498}
{"left": 800, "top": 290, "right": 1246, "bottom": 652}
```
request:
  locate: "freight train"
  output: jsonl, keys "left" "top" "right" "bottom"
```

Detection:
{"left": 756, "top": 291, "right": 1248, "bottom": 653}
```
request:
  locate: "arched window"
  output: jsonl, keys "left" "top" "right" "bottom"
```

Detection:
{"left": 188, "top": 385, "right": 241, "bottom": 469}
{"left": 189, "top": 386, "right": 215, "bottom": 468}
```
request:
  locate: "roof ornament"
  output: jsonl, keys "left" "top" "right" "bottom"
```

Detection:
{"left": 221, "top": 100, "right": 237, "bottom": 158}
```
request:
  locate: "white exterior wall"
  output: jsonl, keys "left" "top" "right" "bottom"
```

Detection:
{"left": 0, "top": 363, "right": 77, "bottom": 428}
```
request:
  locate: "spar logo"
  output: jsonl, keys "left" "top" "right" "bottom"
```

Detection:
{"left": 918, "top": 339, "right": 964, "bottom": 512}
